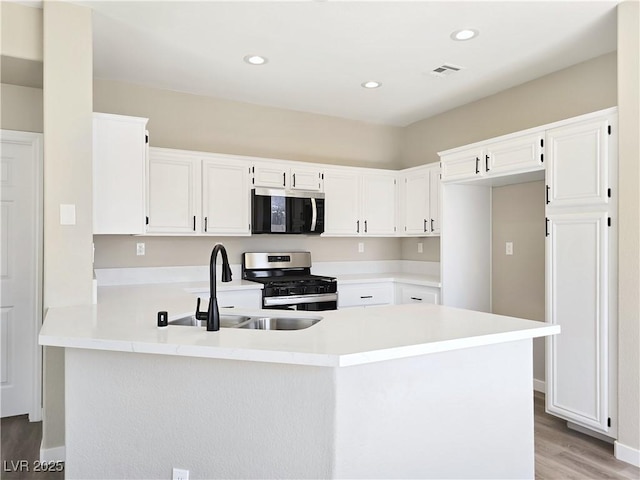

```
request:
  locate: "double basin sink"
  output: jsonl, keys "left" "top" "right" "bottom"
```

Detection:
{"left": 169, "top": 314, "right": 321, "bottom": 331}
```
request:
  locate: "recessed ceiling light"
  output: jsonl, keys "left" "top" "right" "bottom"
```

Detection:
{"left": 361, "top": 81, "right": 382, "bottom": 89}
{"left": 451, "top": 29, "right": 479, "bottom": 41}
{"left": 243, "top": 55, "right": 268, "bottom": 65}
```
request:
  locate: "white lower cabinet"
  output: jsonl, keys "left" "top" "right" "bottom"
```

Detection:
{"left": 338, "top": 282, "right": 394, "bottom": 308}
{"left": 216, "top": 289, "right": 262, "bottom": 309}
{"left": 545, "top": 211, "right": 612, "bottom": 433}
{"left": 395, "top": 284, "right": 440, "bottom": 305}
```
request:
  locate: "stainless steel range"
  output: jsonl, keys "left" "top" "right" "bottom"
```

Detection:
{"left": 242, "top": 252, "right": 337, "bottom": 311}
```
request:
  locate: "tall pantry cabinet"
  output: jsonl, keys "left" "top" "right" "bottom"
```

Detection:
{"left": 439, "top": 107, "right": 618, "bottom": 439}
{"left": 545, "top": 113, "right": 618, "bottom": 436}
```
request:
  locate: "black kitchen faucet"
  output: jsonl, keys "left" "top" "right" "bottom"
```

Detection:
{"left": 195, "top": 243, "right": 232, "bottom": 331}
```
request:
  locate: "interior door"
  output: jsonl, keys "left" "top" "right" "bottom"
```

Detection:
{"left": 1, "top": 131, "right": 42, "bottom": 420}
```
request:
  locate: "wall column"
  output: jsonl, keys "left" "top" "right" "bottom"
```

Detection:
{"left": 616, "top": 0, "right": 640, "bottom": 467}
{"left": 41, "top": 1, "right": 93, "bottom": 457}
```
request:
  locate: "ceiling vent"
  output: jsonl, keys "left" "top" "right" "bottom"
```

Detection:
{"left": 430, "top": 64, "right": 464, "bottom": 78}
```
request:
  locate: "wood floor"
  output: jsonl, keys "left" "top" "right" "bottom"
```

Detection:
{"left": 2, "top": 393, "right": 638, "bottom": 479}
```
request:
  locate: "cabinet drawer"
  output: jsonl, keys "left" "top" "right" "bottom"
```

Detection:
{"left": 216, "top": 290, "right": 262, "bottom": 309}
{"left": 395, "top": 284, "right": 440, "bottom": 305}
{"left": 338, "top": 283, "right": 394, "bottom": 308}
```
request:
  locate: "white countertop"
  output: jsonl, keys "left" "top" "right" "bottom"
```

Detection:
{"left": 40, "top": 282, "right": 558, "bottom": 367}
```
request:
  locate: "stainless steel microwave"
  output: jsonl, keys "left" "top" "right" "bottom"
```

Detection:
{"left": 251, "top": 188, "right": 325, "bottom": 234}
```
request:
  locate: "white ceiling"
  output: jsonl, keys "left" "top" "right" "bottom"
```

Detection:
{"left": 86, "top": 1, "right": 618, "bottom": 126}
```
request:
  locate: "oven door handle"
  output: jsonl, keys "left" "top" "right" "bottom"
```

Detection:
{"left": 310, "top": 197, "right": 317, "bottom": 232}
{"left": 264, "top": 293, "right": 337, "bottom": 306}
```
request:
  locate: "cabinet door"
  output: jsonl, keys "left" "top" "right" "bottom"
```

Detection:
{"left": 202, "top": 159, "right": 250, "bottom": 235}
{"left": 93, "top": 113, "right": 148, "bottom": 234}
{"left": 147, "top": 149, "right": 200, "bottom": 234}
{"left": 546, "top": 211, "right": 610, "bottom": 433}
{"left": 396, "top": 284, "right": 440, "bottom": 305}
{"left": 546, "top": 118, "right": 611, "bottom": 208}
{"left": 323, "top": 170, "right": 360, "bottom": 235}
{"left": 428, "top": 165, "right": 441, "bottom": 235}
{"left": 253, "top": 163, "right": 287, "bottom": 189}
{"left": 402, "top": 168, "right": 430, "bottom": 235}
{"left": 441, "top": 148, "right": 483, "bottom": 182}
{"left": 485, "top": 133, "right": 543, "bottom": 176}
{"left": 290, "top": 166, "right": 322, "bottom": 191}
{"left": 361, "top": 173, "right": 397, "bottom": 235}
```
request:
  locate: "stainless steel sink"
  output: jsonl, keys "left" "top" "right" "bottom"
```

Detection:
{"left": 168, "top": 314, "right": 250, "bottom": 328}
{"left": 238, "top": 316, "right": 321, "bottom": 330}
{"left": 167, "top": 314, "right": 321, "bottom": 330}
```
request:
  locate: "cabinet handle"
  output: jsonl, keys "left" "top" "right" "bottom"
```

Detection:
{"left": 360, "top": 295, "right": 373, "bottom": 299}
{"left": 430, "top": 218, "right": 434, "bottom": 232}
{"left": 357, "top": 220, "right": 360, "bottom": 233}
{"left": 485, "top": 155, "right": 490, "bottom": 172}
{"left": 410, "top": 297, "right": 423, "bottom": 301}
{"left": 424, "top": 219, "right": 427, "bottom": 232}
{"left": 283, "top": 172, "right": 286, "bottom": 187}
{"left": 546, "top": 185, "right": 550, "bottom": 204}
{"left": 475, "top": 157, "right": 479, "bottom": 174}
{"left": 293, "top": 173, "right": 296, "bottom": 188}
{"left": 364, "top": 220, "right": 368, "bottom": 233}
{"left": 204, "top": 217, "right": 208, "bottom": 232}
{"left": 545, "top": 217, "right": 549, "bottom": 237}
{"left": 193, "top": 216, "right": 196, "bottom": 231}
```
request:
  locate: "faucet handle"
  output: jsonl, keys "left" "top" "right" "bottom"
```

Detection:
{"left": 194, "top": 297, "right": 209, "bottom": 321}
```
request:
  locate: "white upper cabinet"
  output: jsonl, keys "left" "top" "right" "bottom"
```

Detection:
{"left": 361, "top": 173, "right": 397, "bottom": 235}
{"left": 93, "top": 113, "right": 148, "bottom": 234}
{"left": 290, "top": 166, "right": 323, "bottom": 191}
{"left": 147, "top": 148, "right": 250, "bottom": 235}
{"left": 252, "top": 163, "right": 287, "bottom": 189}
{"left": 485, "top": 133, "right": 543, "bottom": 176}
{"left": 440, "top": 147, "right": 483, "bottom": 182}
{"left": 323, "top": 168, "right": 397, "bottom": 236}
{"left": 441, "top": 132, "right": 545, "bottom": 184}
{"left": 252, "top": 161, "right": 323, "bottom": 191}
{"left": 546, "top": 117, "right": 612, "bottom": 208}
{"left": 147, "top": 149, "right": 201, "bottom": 234}
{"left": 202, "top": 159, "right": 250, "bottom": 235}
{"left": 401, "top": 163, "right": 440, "bottom": 236}
{"left": 323, "top": 169, "right": 360, "bottom": 235}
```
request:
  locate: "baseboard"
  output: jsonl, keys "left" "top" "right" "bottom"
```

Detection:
{"left": 533, "top": 378, "right": 545, "bottom": 393}
{"left": 40, "top": 441, "right": 65, "bottom": 462}
{"left": 615, "top": 441, "right": 640, "bottom": 467}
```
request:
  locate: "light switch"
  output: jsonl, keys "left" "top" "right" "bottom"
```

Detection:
{"left": 60, "top": 204, "right": 76, "bottom": 225}
{"left": 417, "top": 242, "right": 423, "bottom": 253}
{"left": 358, "top": 242, "right": 365, "bottom": 253}
{"left": 506, "top": 242, "right": 513, "bottom": 256}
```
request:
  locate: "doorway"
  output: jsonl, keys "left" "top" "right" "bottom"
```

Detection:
{"left": 0, "top": 130, "right": 43, "bottom": 421}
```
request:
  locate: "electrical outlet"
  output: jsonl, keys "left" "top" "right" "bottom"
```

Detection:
{"left": 136, "top": 242, "right": 145, "bottom": 256}
{"left": 358, "top": 242, "right": 365, "bottom": 253}
{"left": 506, "top": 242, "right": 513, "bottom": 256}
{"left": 417, "top": 242, "right": 423, "bottom": 253}
{"left": 172, "top": 468, "right": 189, "bottom": 480}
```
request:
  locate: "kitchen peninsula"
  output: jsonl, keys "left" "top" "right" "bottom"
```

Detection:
{"left": 40, "top": 282, "right": 558, "bottom": 479}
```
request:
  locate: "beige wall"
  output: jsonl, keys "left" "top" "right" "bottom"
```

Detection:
{"left": 94, "top": 235, "right": 400, "bottom": 268}
{"left": 401, "top": 52, "right": 617, "bottom": 168}
{"left": 94, "top": 79, "right": 401, "bottom": 169}
{"left": 0, "top": 2, "right": 42, "bottom": 62}
{"left": 492, "top": 181, "right": 546, "bottom": 382}
{"left": 616, "top": 0, "right": 640, "bottom": 458}
{"left": 0, "top": 83, "right": 43, "bottom": 132}
{"left": 42, "top": 2, "right": 94, "bottom": 452}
